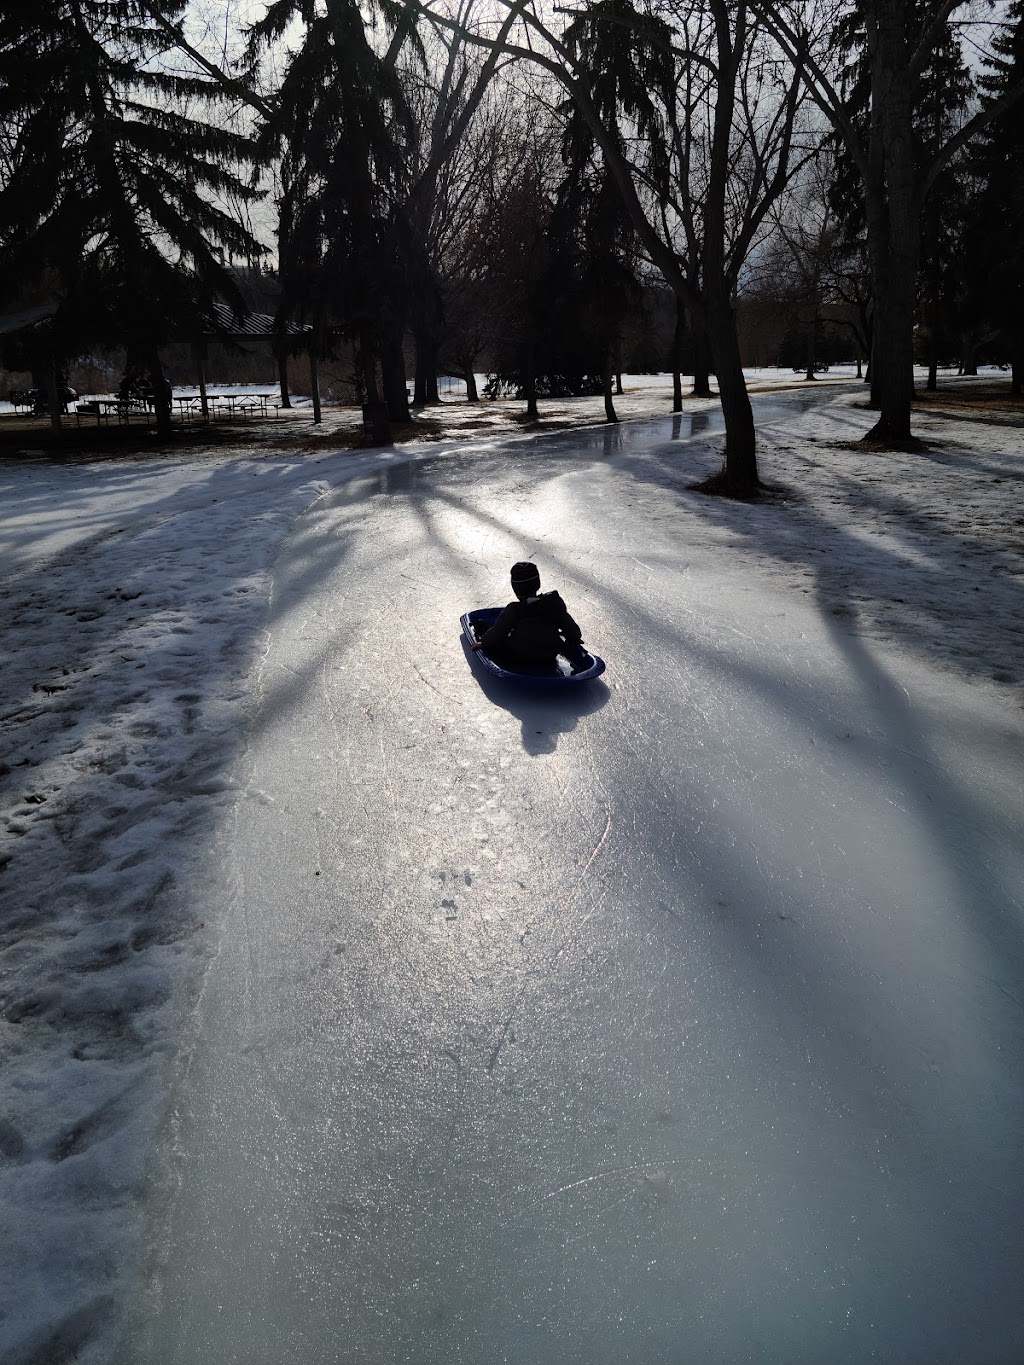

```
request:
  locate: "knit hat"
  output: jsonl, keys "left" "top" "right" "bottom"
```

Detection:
{"left": 511, "top": 561, "right": 541, "bottom": 594}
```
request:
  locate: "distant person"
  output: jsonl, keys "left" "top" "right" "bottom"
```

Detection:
{"left": 475, "top": 561, "right": 587, "bottom": 670}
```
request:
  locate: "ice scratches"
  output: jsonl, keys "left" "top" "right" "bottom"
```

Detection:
{"left": 484, "top": 810, "right": 612, "bottom": 1075}
{"left": 559, "top": 810, "right": 612, "bottom": 912}
{"left": 3, "top": 1295, "right": 114, "bottom": 1365}
{"left": 485, "top": 1016, "right": 515, "bottom": 1074}
{"left": 541, "top": 1159, "right": 687, "bottom": 1204}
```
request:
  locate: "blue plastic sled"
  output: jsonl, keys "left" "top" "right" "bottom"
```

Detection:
{"left": 461, "top": 608, "right": 607, "bottom": 686}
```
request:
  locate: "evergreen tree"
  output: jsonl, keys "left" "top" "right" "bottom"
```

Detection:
{"left": 0, "top": 0, "right": 262, "bottom": 434}
{"left": 252, "top": 0, "right": 417, "bottom": 425}
{"left": 538, "top": 165, "right": 640, "bottom": 422}
{"left": 968, "top": 0, "right": 1024, "bottom": 392}
{"left": 826, "top": 0, "right": 973, "bottom": 399}
{"left": 914, "top": 21, "right": 973, "bottom": 389}
{"left": 766, "top": 0, "right": 1024, "bottom": 442}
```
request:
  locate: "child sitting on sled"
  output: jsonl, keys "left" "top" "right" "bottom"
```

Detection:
{"left": 473, "top": 562, "right": 588, "bottom": 670}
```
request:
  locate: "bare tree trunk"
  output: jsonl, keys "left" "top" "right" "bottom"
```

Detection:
{"left": 359, "top": 328, "right": 381, "bottom": 405}
{"left": 310, "top": 349, "right": 322, "bottom": 425}
{"left": 1012, "top": 338, "right": 1022, "bottom": 396}
{"left": 691, "top": 326, "right": 712, "bottom": 397}
{"left": 706, "top": 293, "right": 758, "bottom": 492}
{"left": 414, "top": 332, "right": 441, "bottom": 404}
{"left": 960, "top": 335, "right": 978, "bottom": 376}
{"left": 464, "top": 367, "right": 479, "bottom": 402}
{"left": 147, "top": 349, "right": 172, "bottom": 439}
{"left": 602, "top": 352, "right": 618, "bottom": 422}
{"left": 804, "top": 314, "right": 817, "bottom": 380}
{"left": 524, "top": 338, "right": 538, "bottom": 420}
{"left": 44, "top": 362, "right": 62, "bottom": 435}
{"left": 926, "top": 315, "right": 938, "bottom": 391}
{"left": 615, "top": 372, "right": 623, "bottom": 395}
{"left": 277, "top": 351, "right": 292, "bottom": 409}
{"left": 863, "top": 0, "right": 920, "bottom": 443}
{"left": 381, "top": 324, "right": 410, "bottom": 423}
{"left": 672, "top": 299, "right": 685, "bottom": 412}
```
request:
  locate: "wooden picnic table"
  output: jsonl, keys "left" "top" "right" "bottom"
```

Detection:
{"left": 204, "top": 393, "right": 280, "bottom": 420}
{"left": 74, "top": 398, "right": 150, "bottom": 426}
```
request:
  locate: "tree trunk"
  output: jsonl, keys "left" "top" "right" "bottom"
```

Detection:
{"left": 464, "top": 367, "right": 479, "bottom": 402}
{"left": 310, "top": 348, "right": 322, "bottom": 425}
{"left": 1011, "top": 336, "right": 1022, "bottom": 396}
{"left": 414, "top": 332, "right": 441, "bottom": 405}
{"left": 381, "top": 326, "right": 410, "bottom": 423}
{"left": 602, "top": 352, "right": 618, "bottom": 423}
{"left": 804, "top": 314, "right": 817, "bottom": 380}
{"left": 926, "top": 316, "right": 938, "bottom": 391}
{"left": 147, "top": 349, "right": 172, "bottom": 439}
{"left": 691, "top": 325, "right": 712, "bottom": 397}
{"left": 960, "top": 336, "right": 978, "bottom": 376}
{"left": 44, "top": 362, "right": 62, "bottom": 434}
{"left": 410, "top": 245, "right": 443, "bottom": 406}
{"left": 706, "top": 293, "right": 758, "bottom": 492}
{"left": 863, "top": 0, "right": 920, "bottom": 444}
{"left": 672, "top": 299, "right": 685, "bottom": 411}
{"left": 524, "top": 339, "right": 538, "bottom": 420}
{"left": 191, "top": 341, "right": 210, "bottom": 420}
{"left": 277, "top": 351, "right": 292, "bottom": 409}
{"left": 615, "top": 372, "right": 623, "bottom": 395}
{"left": 359, "top": 327, "right": 381, "bottom": 405}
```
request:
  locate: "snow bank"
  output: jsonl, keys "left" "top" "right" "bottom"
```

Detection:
{"left": 0, "top": 441, "right": 466, "bottom": 1364}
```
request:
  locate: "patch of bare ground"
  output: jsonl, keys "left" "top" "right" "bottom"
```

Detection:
{"left": 857, "top": 435, "right": 931, "bottom": 453}
{"left": 912, "top": 381, "right": 1024, "bottom": 425}
{"left": 745, "top": 377, "right": 860, "bottom": 394}
{"left": 690, "top": 468, "right": 764, "bottom": 500}
{"left": 0, "top": 391, "right": 681, "bottom": 463}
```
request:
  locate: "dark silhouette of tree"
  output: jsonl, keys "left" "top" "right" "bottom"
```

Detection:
{"left": 914, "top": 22, "right": 972, "bottom": 389}
{"left": 967, "top": 0, "right": 1024, "bottom": 393}
{"left": 0, "top": 0, "right": 262, "bottom": 435}
{"left": 760, "top": 0, "right": 1024, "bottom": 444}
{"left": 251, "top": 0, "right": 416, "bottom": 426}
{"left": 420, "top": 0, "right": 815, "bottom": 494}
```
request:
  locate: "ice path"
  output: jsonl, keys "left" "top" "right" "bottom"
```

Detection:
{"left": 131, "top": 417, "right": 1024, "bottom": 1364}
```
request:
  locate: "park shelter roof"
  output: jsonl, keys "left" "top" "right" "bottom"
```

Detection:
{"left": 0, "top": 303, "right": 59, "bottom": 336}
{"left": 0, "top": 299, "right": 310, "bottom": 345}
{"left": 202, "top": 301, "right": 311, "bottom": 340}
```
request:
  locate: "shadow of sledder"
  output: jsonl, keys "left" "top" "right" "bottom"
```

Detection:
{"left": 459, "top": 637, "right": 611, "bottom": 755}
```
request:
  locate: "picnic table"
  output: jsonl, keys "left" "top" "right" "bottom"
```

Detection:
{"left": 74, "top": 398, "right": 149, "bottom": 426}
{"left": 205, "top": 393, "right": 279, "bottom": 420}
{"left": 71, "top": 391, "right": 284, "bottom": 427}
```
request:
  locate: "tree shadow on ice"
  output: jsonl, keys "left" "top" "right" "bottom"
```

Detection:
{"left": 623, "top": 428, "right": 1024, "bottom": 696}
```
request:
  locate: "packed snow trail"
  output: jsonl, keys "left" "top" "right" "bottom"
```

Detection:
{"left": 130, "top": 413, "right": 1024, "bottom": 1364}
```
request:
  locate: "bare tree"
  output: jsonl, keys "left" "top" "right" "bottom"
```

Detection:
{"left": 752, "top": 0, "right": 1024, "bottom": 444}
{"left": 409, "top": 0, "right": 821, "bottom": 494}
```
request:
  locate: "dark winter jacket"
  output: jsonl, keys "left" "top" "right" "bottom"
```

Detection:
{"left": 480, "top": 590, "right": 583, "bottom": 664}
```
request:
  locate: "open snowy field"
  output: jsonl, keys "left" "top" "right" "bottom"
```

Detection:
{"left": 1, "top": 375, "right": 1022, "bottom": 1362}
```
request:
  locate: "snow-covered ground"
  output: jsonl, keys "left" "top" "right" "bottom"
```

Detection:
{"left": 1, "top": 375, "right": 1022, "bottom": 1362}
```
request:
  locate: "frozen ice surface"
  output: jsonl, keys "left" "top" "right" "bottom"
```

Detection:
{"left": 2, "top": 380, "right": 1022, "bottom": 1362}
{"left": 124, "top": 397, "right": 1024, "bottom": 1365}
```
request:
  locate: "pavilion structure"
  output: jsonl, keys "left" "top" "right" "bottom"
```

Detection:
{"left": 0, "top": 300, "right": 321, "bottom": 427}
